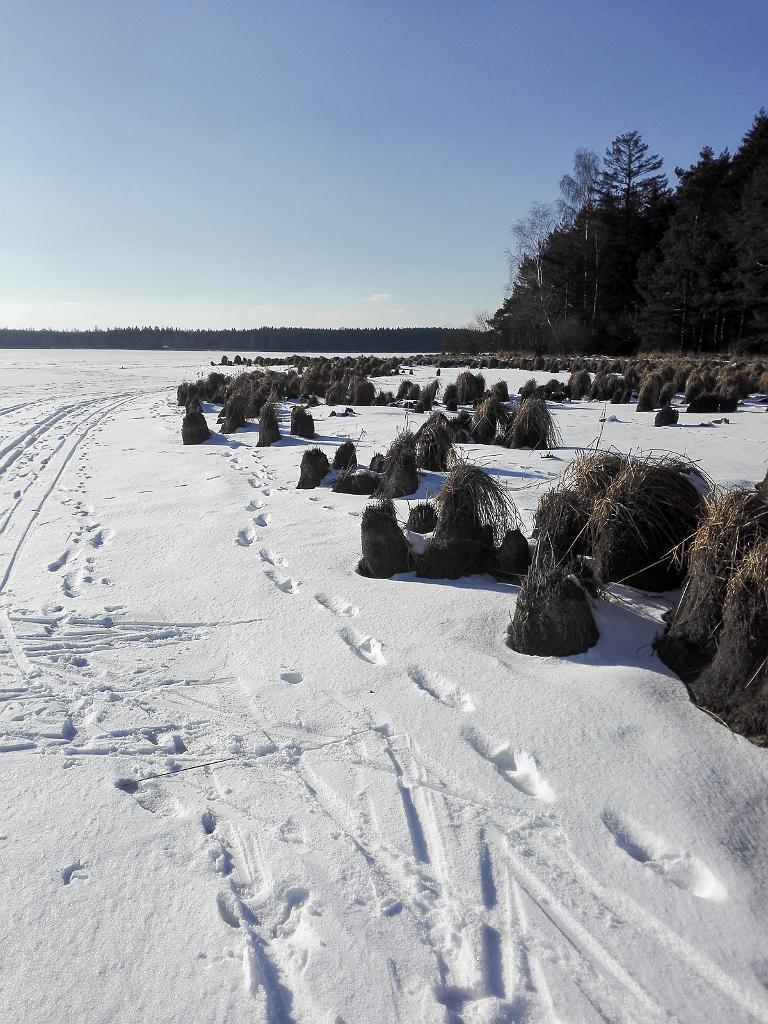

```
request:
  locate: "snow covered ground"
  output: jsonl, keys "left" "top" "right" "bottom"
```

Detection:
{"left": 1, "top": 348, "right": 767, "bottom": 1024}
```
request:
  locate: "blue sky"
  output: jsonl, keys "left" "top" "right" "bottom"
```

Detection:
{"left": 0, "top": 0, "right": 765, "bottom": 330}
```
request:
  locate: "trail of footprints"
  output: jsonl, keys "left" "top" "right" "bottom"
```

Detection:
{"left": 63, "top": 421, "right": 731, "bottom": 1020}
{"left": 230, "top": 453, "right": 389, "bottom": 676}
{"left": 47, "top": 498, "right": 115, "bottom": 598}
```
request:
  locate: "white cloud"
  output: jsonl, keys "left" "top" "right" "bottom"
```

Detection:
{"left": 362, "top": 292, "right": 399, "bottom": 303}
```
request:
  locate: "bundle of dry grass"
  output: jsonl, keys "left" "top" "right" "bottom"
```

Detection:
{"left": 636, "top": 376, "right": 660, "bottom": 412}
{"left": 455, "top": 370, "right": 486, "bottom": 405}
{"left": 442, "top": 382, "right": 458, "bottom": 410}
{"left": 434, "top": 464, "right": 517, "bottom": 546}
{"left": 325, "top": 381, "right": 349, "bottom": 405}
{"left": 590, "top": 457, "right": 705, "bottom": 591}
{"left": 359, "top": 498, "right": 410, "bottom": 578}
{"left": 687, "top": 392, "right": 722, "bottom": 413}
{"left": 471, "top": 395, "right": 509, "bottom": 444}
{"left": 395, "top": 379, "right": 411, "bottom": 401}
{"left": 297, "top": 447, "right": 330, "bottom": 489}
{"left": 568, "top": 368, "right": 591, "bottom": 399}
{"left": 181, "top": 407, "right": 210, "bottom": 445}
{"left": 245, "top": 383, "right": 271, "bottom": 418}
{"left": 503, "top": 397, "right": 561, "bottom": 450}
{"left": 290, "top": 405, "right": 315, "bottom": 439}
{"left": 221, "top": 391, "right": 248, "bottom": 433}
{"left": 332, "top": 468, "right": 379, "bottom": 495}
{"left": 507, "top": 556, "right": 598, "bottom": 656}
{"left": 415, "top": 390, "right": 433, "bottom": 413}
{"left": 655, "top": 490, "right": 768, "bottom": 679}
{"left": 257, "top": 401, "right": 281, "bottom": 447}
{"left": 332, "top": 439, "right": 357, "bottom": 470}
{"left": 415, "top": 414, "right": 453, "bottom": 471}
{"left": 655, "top": 406, "right": 679, "bottom": 426}
{"left": 492, "top": 528, "right": 531, "bottom": 580}
{"left": 406, "top": 502, "right": 437, "bottom": 533}
{"left": 564, "top": 450, "right": 629, "bottom": 503}
{"left": 533, "top": 488, "right": 590, "bottom": 564}
{"left": 377, "top": 431, "right": 418, "bottom": 497}
{"left": 690, "top": 540, "right": 768, "bottom": 741}
{"left": 417, "top": 464, "right": 517, "bottom": 579}
{"left": 758, "top": 467, "right": 768, "bottom": 500}
{"left": 351, "top": 377, "right": 376, "bottom": 405}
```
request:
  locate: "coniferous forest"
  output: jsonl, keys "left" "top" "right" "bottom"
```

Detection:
{"left": 0, "top": 326, "right": 447, "bottom": 353}
{"left": 489, "top": 110, "right": 767, "bottom": 355}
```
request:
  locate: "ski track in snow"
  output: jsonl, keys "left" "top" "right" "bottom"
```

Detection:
{"left": 1, "top": 362, "right": 766, "bottom": 1024}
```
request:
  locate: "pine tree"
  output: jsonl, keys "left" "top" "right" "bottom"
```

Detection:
{"left": 599, "top": 130, "right": 668, "bottom": 217}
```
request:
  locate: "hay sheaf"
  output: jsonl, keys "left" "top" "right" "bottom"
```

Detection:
{"left": 297, "top": 447, "right": 330, "bottom": 489}
{"left": 415, "top": 465, "right": 519, "bottom": 579}
{"left": 503, "top": 397, "right": 561, "bottom": 450}
{"left": 434, "top": 464, "right": 518, "bottom": 546}
{"left": 378, "top": 431, "right": 418, "bottom": 497}
{"left": 454, "top": 370, "right": 486, "bottom": 405}
{"left": 406, "top": 502, "right": 438, "bottom": 534}
{"left": 290, "top": 405, "right": 315, "bottom": 439}
{"left": 471, "top": 396, "right": 510, "bottom": 445}
{"left": 181, "top": 409, "right": 210, "bottom": 445}
{"left": 257, "top": 402, "right": 281, "bottom": 447}
{"left": 590, "top": 458, "right": 706, "bottom": 591}
{"left": 359, "top": 498, "right": 410, "bottom": 578}
{"left": 533, "top": 488, "right": 590, "bottom": 564}
{"left": 507, "top": 560, "right": 598, "bottom": 656}
{"left": 332, "top": 439, "right": 357, "bottom": 470}
{"left": 656, "top": 490, "right": 768, "bottom": 674}
{"left": 690, "top": 540, "right": 768, "bottom": 741}
{"left": 414, "top": 414, "right": 454, "bottom": 471}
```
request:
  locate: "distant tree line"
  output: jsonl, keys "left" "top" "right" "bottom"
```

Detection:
{"left": 0, "top": 325, "right": 453, "bottom": 353}
{"left": 489, "top": 110, "right": 768, "bottom": 355}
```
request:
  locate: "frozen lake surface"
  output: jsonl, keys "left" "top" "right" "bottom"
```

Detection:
{"left": 1, "top": 349, "right": 767, "bottom": 1024}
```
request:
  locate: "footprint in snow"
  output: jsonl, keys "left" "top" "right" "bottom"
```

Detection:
{"left": 315, "top": 593, "right": 359, "bottom": 618}
{"left": 602, "top": 810, "right": 726, "bottom": 900}
{"left": 254, "top": 513, "right": 272, "bottom": 527}
{"left": 338, "top": 628, "right": 386, "bottom": 665}
{"left": 48, "top": 549, "right": 72, "bottom": 572}
{"left": 246, "top": 499, "right": 264, "bottom": 512}
{"left": 236, "top": 525, "right": 256, "bottom": 547}
{"left": 463, "top": 729, "right": 555, "bottom": 801}
{"left": 280, "top": 670, "right": 303, "bottom": 685}
{"left": 265, "top": 570, "right": 301, "bottom": 595}
{"left": 259, "top": 548, "right": 288, "bottom": 567}
{"left": 62, "top": 570, "right": 84, "bottom": 599}
{"left": 89, "top": 528, "right": 115, "bottom": 548}
{"left": 408, "top": 666, "right": 473, "bottom": 711}
{"left": 61, "top": 860, "right": 89, "bottom": 885}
